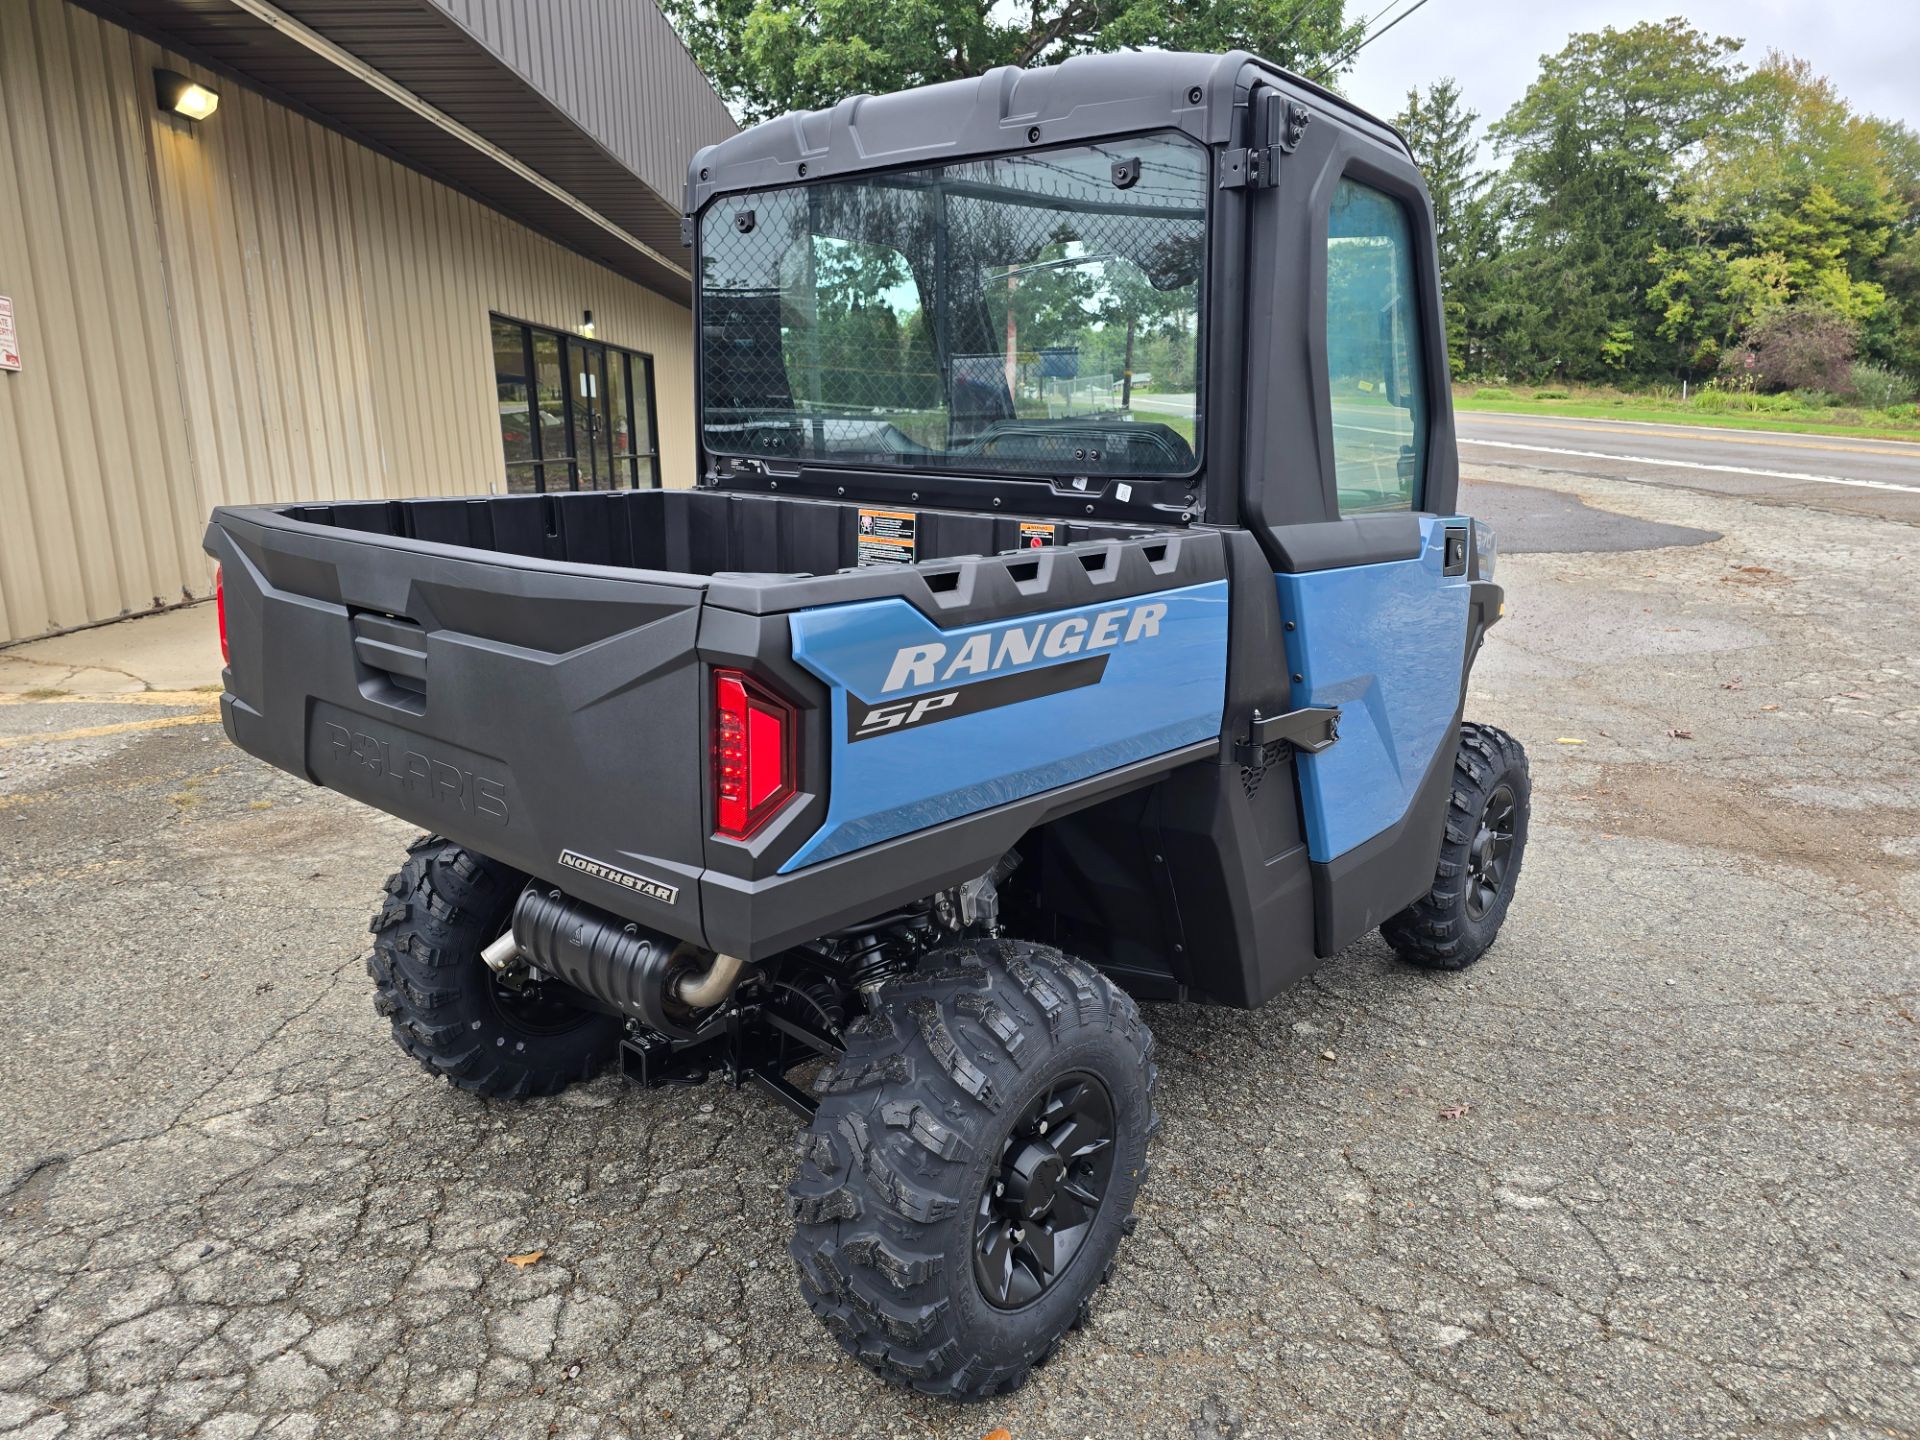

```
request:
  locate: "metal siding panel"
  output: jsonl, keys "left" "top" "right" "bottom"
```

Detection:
{"left": 277, "top": 107, "right": 346, "bottom": 498}
{"left": 99, "top": 22, "right": 207, "bottom": 590}
{"left": 67, "top": 9, "right": 176, "bottom": 610}
{"left": 259, "top": 102, "right": 326, "bottom": 503}
{"left": 425, "top": 0, "right": 734, "bottom": 202}
{"left": 360, "top": 148, "right": 416, "bottom": 495}
{"left": 0, "top": 28, "right": 59, "bottom": 640}
{"left": 322, "top": 129, "right": 387, "bottom": 501}
{"left": 23, "top": 0, "right": 140, "bottom": 623}
{"left": 5, "top": 1, "right": 131, "bottom": 630}
{"left": 234, "top": 91, "right": 303, "bottom": 505}
{"left": 2, "top": 0, "right": 697, "bottom": 643}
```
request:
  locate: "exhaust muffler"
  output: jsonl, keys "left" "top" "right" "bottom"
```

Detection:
{"left": 496, "top": 884, "right": 742, "bottom": 1038}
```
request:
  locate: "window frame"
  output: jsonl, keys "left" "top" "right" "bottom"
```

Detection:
{"left": 1300, "top": 146, "right": 1449, "bottom": 524}
{"left": 488, "top": 312, "right": 661, "bottom": 493}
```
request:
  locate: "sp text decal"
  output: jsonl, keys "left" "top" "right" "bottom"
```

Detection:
{"left": 851, "top": 655, "right": 1107, "bottom": 741}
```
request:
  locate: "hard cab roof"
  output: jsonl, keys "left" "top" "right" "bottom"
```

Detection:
{"left": 685, "top": 49, "right": 1411, "bottom": 212}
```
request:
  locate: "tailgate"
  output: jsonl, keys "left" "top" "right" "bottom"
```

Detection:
{"left": 207, "top": 506, "right": 707, "bottom": 943}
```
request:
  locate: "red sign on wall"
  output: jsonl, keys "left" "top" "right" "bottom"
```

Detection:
{"left": 0, "top": 296, "right": 19, "bottom": 372}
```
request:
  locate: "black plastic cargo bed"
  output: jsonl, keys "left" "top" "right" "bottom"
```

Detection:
{"left": 279, "top": 488, "right": 1166, "bottom": 579}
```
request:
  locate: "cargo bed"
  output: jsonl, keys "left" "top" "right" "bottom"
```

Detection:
{"left": 206, "top": 489, "right": 1229, "bottom": 958}
{"left": 277, "top": 488, "right": 1171, "bottom": 581}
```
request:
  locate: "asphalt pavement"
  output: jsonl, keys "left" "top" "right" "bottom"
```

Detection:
{"left": 1456, "top": 410, "right": 1920, "bottom": 522}
{"left": 1, "top": 452, "right": 1916, "bottom": 1439}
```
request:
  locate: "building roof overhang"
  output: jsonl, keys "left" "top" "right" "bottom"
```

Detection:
{"left": 79, "top": 0, "right": 736, "bottom": 303}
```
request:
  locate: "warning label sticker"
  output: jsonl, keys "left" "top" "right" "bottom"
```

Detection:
{"left": 0, "top": 296, "right": 20, "bottom": 373}
{"left": 856, "top": 508, "right": 917, "bottom": 567}
{"left": 1017, "top": 520, "right": 1057, "bottom": 550}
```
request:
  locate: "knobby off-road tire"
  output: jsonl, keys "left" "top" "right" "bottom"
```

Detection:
{"left": 1382, "top": 722, "right": 1531, "bottom": 970}
{"left": 788, "top": 938, "right": 1157, "bottom": 1401}
{"left": 367, "top": 835, "right": 621, "bottom": 1098}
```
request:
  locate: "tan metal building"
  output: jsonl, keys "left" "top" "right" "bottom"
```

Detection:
{"left": 0, "top": 0, "right": 734, "bottom": 644}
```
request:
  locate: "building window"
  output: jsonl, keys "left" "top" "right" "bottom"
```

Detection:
{"left": 490, "top": 314, "right": 659, "bottom": 492}
{"left": 1326, "top": 180, "right": 1426, "bottom": 513}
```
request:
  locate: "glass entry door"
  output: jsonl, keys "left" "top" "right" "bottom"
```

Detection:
{"left": 491, "top": 314, "right": 661, "bottom": 492}
{"left": 567, "top": 341, "right": 613, "bottom": 489}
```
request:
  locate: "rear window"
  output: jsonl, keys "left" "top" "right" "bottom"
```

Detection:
{"left": 698, "top": 134, "right": 1209, "bottom": 480}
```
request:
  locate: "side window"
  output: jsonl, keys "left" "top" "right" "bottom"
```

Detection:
{"left": 1326, "top": 180, "right": 1426, "bottom": 512}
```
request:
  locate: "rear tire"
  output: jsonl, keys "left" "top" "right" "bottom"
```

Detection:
{"left": 1382, "top": 723, "right": 1530, "bottom": 970}
{"left": 788, "top": 939, "right": 1156, "bottom": 1400}
{"left": 367, "top": 835, "right": 621, "bottom": 1098}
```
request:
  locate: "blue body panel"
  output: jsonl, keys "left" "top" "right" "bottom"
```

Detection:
{"left": 1276, "top": 516, "right": 1471, "bottom": 862}
{"left": 783, "top": 580, "right": 1230, "bottom": 871}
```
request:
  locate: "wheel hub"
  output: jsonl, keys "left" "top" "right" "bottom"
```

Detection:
{"left": 1006, "top": 1143, "right": 1066, "bottom": 1220}
{"left": 974, "top": 1072, "right": 1117, "bottom": 1310}
{"left": 1466, "top": 782, "right": 1517, "bottom": 920}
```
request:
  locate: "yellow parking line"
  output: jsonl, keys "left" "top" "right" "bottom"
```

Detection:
{"left": 0, "top": 713, "right": 222, "bottom": 749}
{"left": 1468, "top": 412, "right": 1918, "bottom": 457}
{"left": 0, "top": 690, "right": 222, "bottom": 707}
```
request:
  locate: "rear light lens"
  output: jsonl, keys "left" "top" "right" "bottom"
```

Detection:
{"left": 215, "top": 566, "right": 229, "bottom": 666}
{"left": 712, "top": 668, "right": 797, "bottom": 840}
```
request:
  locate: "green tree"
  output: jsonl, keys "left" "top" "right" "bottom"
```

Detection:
{"left": 1394, "top": 78, "right": 1482, "bottom": 377}
{"left": 1650, "top": 55, "right": 1909, "bottom": 379}
{"left": 1486, "top": 20, "right": 1747, "bottom": 381}
{"left": 662, "top": 0, "right": 1360, "bottom": 123}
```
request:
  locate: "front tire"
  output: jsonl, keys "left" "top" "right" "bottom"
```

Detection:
{"left": 1382, "top": 722, "right": 1531, "bottom": 969}
{"left": 789, "top": 939, "right": 1156, "bottom": 1400}
{"left": 367, "top": 835, "right": 621, "bottom": 1098}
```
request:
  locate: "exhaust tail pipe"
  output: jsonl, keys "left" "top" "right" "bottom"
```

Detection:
{"left": 674, "top": 950, "right": 743, "bottom": 1008}
{"left": 507, "top": 884, "right": 741, "bottom": 1038}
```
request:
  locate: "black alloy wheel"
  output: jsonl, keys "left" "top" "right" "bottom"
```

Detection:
{"left": 974, "top": 1072, "right": 1116, "bottom": 1309}
{"left": 1381, "top": 722, "right": 1532, "bottom": 971}
{"left": 1464, "top": 782, "right": 1517, "bottom": 920}
{"left": 789, "top": 938, "right": 1157, "bottom": 1400}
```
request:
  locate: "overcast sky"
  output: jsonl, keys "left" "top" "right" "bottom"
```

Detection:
{"left": 1339, "top": 0, "right": 1920, "bottom": 156}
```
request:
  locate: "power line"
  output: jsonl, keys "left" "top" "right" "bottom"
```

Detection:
{"left": 1308, "top": 0, "right": 1439, "bottom": 84}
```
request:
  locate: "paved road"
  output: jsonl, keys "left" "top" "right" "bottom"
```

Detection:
{"left": 1457, "top": 410, "right": 1920, "bottom": 523}
{"left": 2, "top": 469, "right": 1916, "bottom": 1439}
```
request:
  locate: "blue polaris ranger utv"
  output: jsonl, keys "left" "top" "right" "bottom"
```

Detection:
{"left": 207, "top": 50, "right": 1528, "bottom": 1400}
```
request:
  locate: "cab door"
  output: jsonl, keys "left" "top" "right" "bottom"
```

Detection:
{"left": 1235, "top": 85, "right": 1484, "bottom": 957}
{"left": 1279, "top": 175, "right": 1471, "bottom": 872}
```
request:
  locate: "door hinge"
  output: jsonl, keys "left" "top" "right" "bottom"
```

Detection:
{"left": 1219, "top": 146, "right": 1271, "bottom": 190}
{"left": 1220, "top": 94, "right": 1313, "bottom": 189}
{"left": 1233, "top": 705, "right": 1340, "bottom": 764}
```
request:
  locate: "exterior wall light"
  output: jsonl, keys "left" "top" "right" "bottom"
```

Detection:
{"left": 155, "top": 69, "right": 220, "bottom": 121}
{"left": 580, "top": 309, "right": 596, "bottom": 338}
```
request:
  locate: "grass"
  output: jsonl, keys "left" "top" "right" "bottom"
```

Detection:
{"left": 1453, "top": 383, "right": 1920, "bottom": 442}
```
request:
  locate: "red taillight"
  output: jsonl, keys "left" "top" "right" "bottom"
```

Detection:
{"left": 712, "top": 668, "right": 797, "bottom": 839}
{"left": 215, "top": 565, "right": 229, "bottom": 666}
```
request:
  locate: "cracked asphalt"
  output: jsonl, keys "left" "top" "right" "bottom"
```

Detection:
{"left": 1, "top": 461, "right": 1916, "bottom": 1439}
